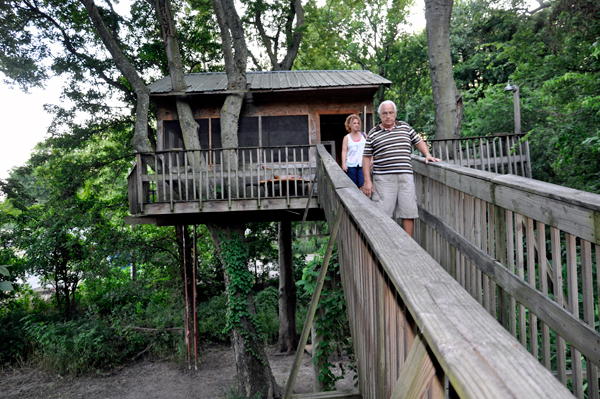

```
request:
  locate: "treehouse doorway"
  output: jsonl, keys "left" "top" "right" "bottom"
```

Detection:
{"left": 319, "top": 114, "right": 348, "bottom": 166}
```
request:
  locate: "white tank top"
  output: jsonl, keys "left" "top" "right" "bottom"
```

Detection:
{"left": 346, "top": 133, "right": 366, "bottom": 167}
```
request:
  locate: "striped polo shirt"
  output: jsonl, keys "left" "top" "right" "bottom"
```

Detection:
{"left": 363, "top": 121, "right": 422, "bottom": 175}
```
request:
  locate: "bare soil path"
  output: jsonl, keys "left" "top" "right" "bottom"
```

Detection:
{"left": 0, "top": 345, "right": 356, "bottom": 399}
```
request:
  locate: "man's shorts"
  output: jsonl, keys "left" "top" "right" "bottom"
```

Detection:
{"left": 346, "top": 166, "right": 364, "bottom": 188}
{"left": 371, "top": 173, "right": 419, "bottom": 219}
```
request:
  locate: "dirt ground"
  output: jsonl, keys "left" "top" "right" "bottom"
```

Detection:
{"left": 0, "top": 345, "right": 357, "bottom": 399}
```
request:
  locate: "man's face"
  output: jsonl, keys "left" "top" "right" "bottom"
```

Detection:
{"left": 379, "top": 104, "right": 396, "bottom": 129}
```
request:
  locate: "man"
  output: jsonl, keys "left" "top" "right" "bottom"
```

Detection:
{"left": 361, "top": 100, "right": 441, "bottom": 237}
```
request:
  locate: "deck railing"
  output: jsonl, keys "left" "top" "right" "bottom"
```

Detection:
{"left": 413, "top": 158, "right": 600, "bottom": 399}
{"left": 128, "top": 145, "right": 325, "bottom": 215}
{"left": 419, "top": 134, "right": 532, "bottom": 177}
{"left": 315, "top": 145, "right": 572, "bottom": 399}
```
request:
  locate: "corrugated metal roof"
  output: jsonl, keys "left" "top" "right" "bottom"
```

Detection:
{"left": 148, "top": 70, "right": 391, "bottom": 94}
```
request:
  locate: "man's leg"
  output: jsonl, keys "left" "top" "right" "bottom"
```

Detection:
{"left": 394, "top": 175, "right": 419, "bottom": 238}
{"left": 402, "top": 218, "right": 415, "bottom": 238}
{"left": 371, "top": 174, "right": 398, "bottom": 217}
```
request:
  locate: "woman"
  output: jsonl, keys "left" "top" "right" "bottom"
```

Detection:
{"left": 341, "top": 114, "right": 366, "bottom": 188}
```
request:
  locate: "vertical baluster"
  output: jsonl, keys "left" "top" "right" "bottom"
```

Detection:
{"left": 488, "top": 203, "right": 496, "bottom": 316}
{"left": 506, "top": 210, "right": 517, "bottom": 338}
{"left": 506, "top": 136, "right": 513, "bottom": 175}
{"left": 176, "top": 151, "right": 182, "bottom": 203}
{"left": 499, "top": 136, "right": 505, "bottom": 174}
{"left": 537, "top": 222, "right": 551, "bottom": 370}
{"left": 301, "top": 147, "right": 305, "bottom": 196}
{"left": 474, "top": 198, "right": 483, "bottom": 305}
{"left": 581, "top": 240, "right": 598, "bottom": 399}
{"left": 191, "top": 151, "right": 197, "bottom": 201}
{"left": 242, "top": 150, "right": 246, "bottom": 199}
{"left": 482, "top": 201, "right": 491, "bottom": 312}
{"left": 220, "top": 151, "right": 225, "bottom": 200}
{"left": 184, "top": 151, "right": 189, "bottom": 201}
{"left": 212, "top": 150, "right": 217, "bottom": 200}
{"left": 293, "top": 148, "right": 297, "bottom": 198}
{"left": 551, "top": 228, "right": 567, "bottom": 385}
{"left": 566, "top": 233, "right": 584, "bottom": 398}
{"left": 169, "top": 152, "right": 174, "bottom": 211}
{"left": 492, "top": 137, "right": 499, "bottom": 173}
{"left": 485, "top": 138, "right": 492, "bottom": 172}
{"left": 270, "top": 148, "right": 275, "bottom": 198}
{"left": 227, "top": 149, "right": 232, "bottom": 208}
{"left": 479, "top": 138, "right": 485, "bottom": 171}
{"left": 154, "top": 154, "right": 160, "bottom": 202}
{"left": 465, "top": 140, "right": 472, "bottom": 168}
{"left": 444, "top": 140, "right": 450, "bottom": 162}
{"left": 515, "top": 213, "right": 526, "bottom": 347}
{"left": 257, "top": 149, "right": 262, "bottom": 207}
{"left": 524, "top": 139, "right": 532, "bottom": 178}
{"left": 466, "top": 194, "right": 475, "bottom": 298}
{"left": 518, "top": 139, "right": 527, "bottom": 177}
{"left": 511, "top": 136, "right": 519, "bottom": 175}
{"left": 525, "top": 218, "right": 538, "bottom": 357}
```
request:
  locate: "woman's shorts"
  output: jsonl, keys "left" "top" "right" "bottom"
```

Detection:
{"left": 346, "top": 166, "right": 364, "bottom": 188}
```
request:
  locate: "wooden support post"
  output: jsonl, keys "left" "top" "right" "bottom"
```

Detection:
{"left": 283, "top": 207, "right": 345, "bottom": 399}
{"left": 390, "top": 332, "right": 438, "bottom": 399}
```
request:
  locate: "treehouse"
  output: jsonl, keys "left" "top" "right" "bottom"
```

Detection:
{"left": 126, "top": 70, "right": 391, "bottom": 226}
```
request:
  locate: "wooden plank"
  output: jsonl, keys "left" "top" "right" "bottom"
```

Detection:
{"left": 488, "top": 203, "right": 497, "bottom": 317}
{"left": 515, "top": 213, "right": 527, "bottom": 348}
{"left": 581, "top": 240, "right": 599, "bottom": 399}
{"left": 551, "top": 227, "right": 567, "bottom": 385}
{"left": 537, "top": 222, "right": 551, "bottom": 370}
{"left": 566, "top": 233, "right": 584, "bottom": 398}
{"left": 495, "top": 205, "right": 509, "bottom": 329}
{"left": 526, "top": 217, "right": 539, "bottom": 358}
{"left": 506, "top": 210, "right": 517, "bottom": 338}
{"left": 390, "top": 333, "right": 436, "bottom": 399}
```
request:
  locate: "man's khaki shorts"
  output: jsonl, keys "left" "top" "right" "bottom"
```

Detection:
{"left": 371, "top": 173, "right": 419, "bottom": 219}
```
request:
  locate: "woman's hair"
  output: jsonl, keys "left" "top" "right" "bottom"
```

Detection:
{"left": 344, "top": 114, "right": 361, "bottom": 133}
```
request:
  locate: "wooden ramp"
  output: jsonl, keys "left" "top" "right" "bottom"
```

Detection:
{"left": 282, "top": 145, "right": 600, "bottom": 399}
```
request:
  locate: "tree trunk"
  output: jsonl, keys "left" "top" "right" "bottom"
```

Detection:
{"left": 154, "top": 0, "right": 202, "bottom": 154}
{"left": 80, "top": 0, "right": 153, "bottom": 154}
{"left": 311, "top": 308, "right": 326, "bottom": 392}
{"left": 278, "top": 220, "right": 297, "bottom": 354}
{"left": 208, "top": 223, "right": 283, "bottom": 398}
{"left": 425, "top": 0, "right": 463, "bottom": 140}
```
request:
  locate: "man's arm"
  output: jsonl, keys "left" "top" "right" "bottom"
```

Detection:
{"left": 415, "top": 141, "right": 441, "bottom": 164}
{"left": 361, "top": 155, "right": 373, "bottom": 198}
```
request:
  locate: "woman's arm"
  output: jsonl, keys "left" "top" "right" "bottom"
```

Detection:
{"left": 341, "top": 135, "right": 349, "bottom": 171}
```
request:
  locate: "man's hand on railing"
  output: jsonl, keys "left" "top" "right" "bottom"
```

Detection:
{"left": 361, "top": 180, "right": 374, "bottom": 198}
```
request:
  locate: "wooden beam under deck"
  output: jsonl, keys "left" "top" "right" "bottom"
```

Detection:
{"left": 125, "top": 197, "right": 324, "bottom": 225}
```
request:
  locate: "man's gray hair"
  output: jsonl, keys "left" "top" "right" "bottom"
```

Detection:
{"left": 377, "top": 100, "right": 397, "bottom": 115}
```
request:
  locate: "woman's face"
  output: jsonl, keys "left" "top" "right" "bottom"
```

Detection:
{"left": 350, "top": 118, "right": 360, "bottom": 132}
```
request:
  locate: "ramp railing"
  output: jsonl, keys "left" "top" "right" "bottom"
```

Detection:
{"left": 413, "top": 157, "right": 600, "bottom": 399}
{"left": 312, "top": 145, "right": 573, "bottom": 399}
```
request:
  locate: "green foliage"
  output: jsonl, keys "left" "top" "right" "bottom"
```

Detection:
{"left": 253, "top": 286, "right": 280, "bottom": 344}
{"left": 297, "top": 241, "right": 355, "bottom": 390}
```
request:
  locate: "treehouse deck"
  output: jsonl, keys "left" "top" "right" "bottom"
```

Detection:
{"left": 125, "top": 145, "right": 326, "bottom": 225}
